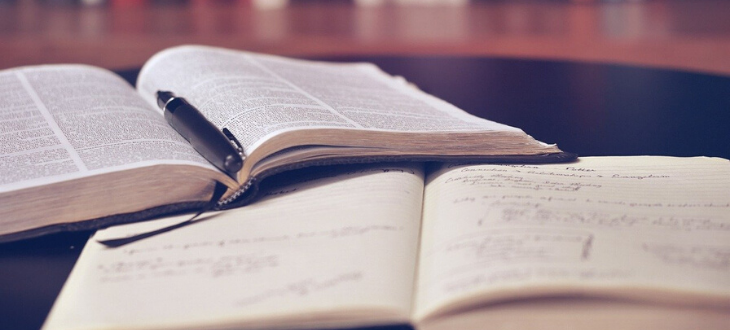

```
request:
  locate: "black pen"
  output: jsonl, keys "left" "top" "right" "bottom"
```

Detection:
{"left": 156, "top": 91, "right": 243, "bottom": 178}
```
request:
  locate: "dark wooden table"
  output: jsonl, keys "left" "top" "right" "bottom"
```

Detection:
{"left": 1, "top": 55, "right": 729, "bottom": 330}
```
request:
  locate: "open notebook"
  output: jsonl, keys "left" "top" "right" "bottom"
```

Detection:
{"left": 43, "top": 156, "right": 730, "bottom": 330}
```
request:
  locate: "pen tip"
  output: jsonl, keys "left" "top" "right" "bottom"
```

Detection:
{"left": 156, "top": 91, "right": 175, "bottom": 109}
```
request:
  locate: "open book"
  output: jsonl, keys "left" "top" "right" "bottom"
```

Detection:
{"left": 43, "top": 156, "right": 729, "bottom": 330}
{"left": 0, "top": 45, "right": 570, "bottom": 242}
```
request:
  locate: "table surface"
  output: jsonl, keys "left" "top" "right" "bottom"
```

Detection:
{"left": 1, "top": 55, "right": 730, "bottom": 330}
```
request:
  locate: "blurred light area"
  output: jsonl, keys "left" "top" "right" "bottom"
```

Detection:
{"left": 0, "top": 0, "right": 729, "bottom": 76}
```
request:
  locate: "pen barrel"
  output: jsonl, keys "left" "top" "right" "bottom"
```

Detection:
{"left": 163, "top": 98, "right": 243, "bottom": 177}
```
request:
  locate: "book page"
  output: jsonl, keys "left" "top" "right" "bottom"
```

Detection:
{"left": 414, "top": 156, "right": 730, "bottom": 320}
{"left": 136, "top": 45, "right": 520, "bottom": 154}
{"left": 43, "top": 164, "right": 425, "bottom": 330}
{"left": 0, "top": 65, "right": 212, "bottom": 193}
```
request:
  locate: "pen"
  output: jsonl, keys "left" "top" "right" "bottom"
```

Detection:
{"left": 156, "top": 91, "right": 243, "bottom": 178}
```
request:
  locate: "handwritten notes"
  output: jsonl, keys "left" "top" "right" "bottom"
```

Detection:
{"left": 237, "top": 272, "right": 364, "bottom": 306}
{"left": 42, "top": 156, "right": 730, "bottom": 329}
{"left": 43, "top": 164, "right": 425, "bottom": 330}
{"left": 437, "top": 229, "right": 594, "bottom": 273}
{"left": 97, "top": 253, "right": 280, "bottom": 283}
{"left": 642, "top": 243, "right": 730, "bottom": 271}
{"left": 119, "top": 224, "right": 404, "bottom": 257}
{"left": 415, "top": 156, "right": 730, "bottom": 319}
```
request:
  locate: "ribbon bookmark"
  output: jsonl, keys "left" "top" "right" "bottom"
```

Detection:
{"left": 96, "top": 181, "right": 229, "bottom": 248}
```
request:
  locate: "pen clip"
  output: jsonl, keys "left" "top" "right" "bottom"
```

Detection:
{"left": 222, "top": 128, "right": 245, "bottom": 160}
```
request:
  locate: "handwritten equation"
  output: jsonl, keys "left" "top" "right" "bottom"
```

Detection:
{"left": 97, "top": 253, "right": 279, "bottom": 283}
{"left": 642, "top": 243, "right": 730, "bottom": 271}
{"left": 430, "top": 228, "right": 594, "bottom": 281}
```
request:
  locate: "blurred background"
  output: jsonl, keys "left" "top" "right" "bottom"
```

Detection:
{"left": 1, "top": 0, "right": 729, "bottom": 75}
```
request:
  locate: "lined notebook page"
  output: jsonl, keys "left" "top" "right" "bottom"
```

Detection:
{"left": 43, "top": 164, "right": 425, "bottom": 330}
{"left": 415, "top": 156, "right": 730, "bottom": 320}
